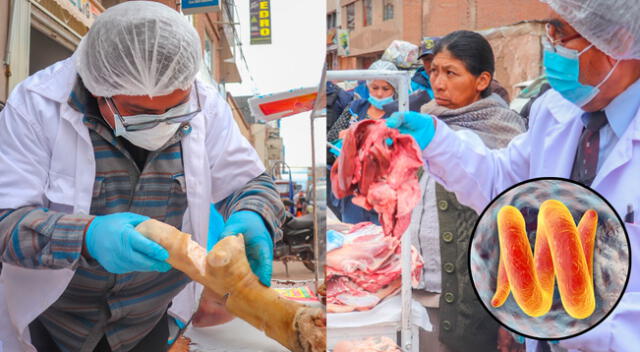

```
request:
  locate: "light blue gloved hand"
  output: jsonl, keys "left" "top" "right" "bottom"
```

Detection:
{"left": 385, "top": 111, "right": 436, "bottom": 150}
{"left": 85, "top": 212, "right": 171, "bottom": 274}
{"left": 220, "top": 210, "right": 273, "bottom": 287}
{"left": 510, "top": 333, "right": 558, "bottom": 345}
{"left": 513, "top": 333, "right": 525, "bottom": 344}
{"left": 329, "top": 139, "right": 342, "bottom": 157}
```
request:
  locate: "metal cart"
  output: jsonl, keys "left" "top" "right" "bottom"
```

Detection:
{"left": 326, "top": 69, "right": 419, "bottom": 352}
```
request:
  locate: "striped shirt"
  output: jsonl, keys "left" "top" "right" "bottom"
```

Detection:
{"left": 0, "top": 77, "right": 285, "bottom": 351}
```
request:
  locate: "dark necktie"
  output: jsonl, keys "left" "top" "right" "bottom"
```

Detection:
{"left": 536, "top": 340, "right": 552, "bottom": 352}
{"left": 536, "top": 113, "right": 607, "bottom": 352}
{"left": 570, "top": 110, "right": 608, "bottom": 186}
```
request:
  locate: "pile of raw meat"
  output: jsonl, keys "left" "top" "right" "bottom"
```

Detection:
{"left": 331, "top": 119, "right": 423, "bottom": 238}
{"left": 327, "top": 222, "right": 423, "bottom": 313}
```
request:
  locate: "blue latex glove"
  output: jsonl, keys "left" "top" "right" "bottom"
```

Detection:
{"left": 85, "top": 212, "right": 171, "bottom": 274}
{"left": 328, "top": 139, "right": 343, "bottom": 156}
{"left": 511, "top": 334, "right": 558, "bottom": 345}
{"left": 167, "top": 317, "right": 186, "bottom": 345}
{"left": 220, "top": 210, "right": 273, "bottom": 286}
{"left": 327, "top": 230, "right": 345, "bottom": 252}
{"left": 207, "top": 203, "right": 225, "bottom": 251}
{"left": 385, "top": 111, "right": 436, "bottom": 150}
{"left": 513, "top": 333, "right": 525, "bottom": 344}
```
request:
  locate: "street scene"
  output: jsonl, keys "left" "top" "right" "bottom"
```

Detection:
{"left": 0, "top": 0, "right": 324, "bottom": 351}
{"left": 326, "top": 0, "right": 639, "bottom": 351}
{"left": 1, "top": 0, "right": 640, "bottom": 351}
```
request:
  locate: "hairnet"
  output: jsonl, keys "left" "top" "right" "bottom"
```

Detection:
{"left": 542, "top": 0, "right": 640, "bottom": 60}
{"left": 76, "top": 1, "right": 202, "bottom": 97}
{"left": 367, "top": 60, "right": 398, "bottom": 92}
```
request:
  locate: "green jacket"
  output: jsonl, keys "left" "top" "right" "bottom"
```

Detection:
{"left": 435, "top": 183, "right": 499, "bottom": 352}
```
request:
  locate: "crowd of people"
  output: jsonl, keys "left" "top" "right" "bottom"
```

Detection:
{"left": 327, "top": 0, "right": 640, "bottom": 351}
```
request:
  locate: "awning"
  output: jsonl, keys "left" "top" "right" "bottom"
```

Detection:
{"left": 219, "top": 30, "right": 241, "bottom": 83}
{"left": 248, "top": 87, "right": 318, "bottom": 121}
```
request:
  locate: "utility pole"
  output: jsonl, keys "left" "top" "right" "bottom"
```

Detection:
{"left": 335, "top": 0, "right": 342, "bottom": 69}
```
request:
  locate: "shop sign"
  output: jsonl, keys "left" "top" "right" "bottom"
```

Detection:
{"left": 182, "top": 0, "right": 220, "bottom": 15}
{"left": 250, "top": 0, "right": 271, "bottom": 45}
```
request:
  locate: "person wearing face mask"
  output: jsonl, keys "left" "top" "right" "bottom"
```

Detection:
{"left": 385, "top": 0, "right": 640, "bottom": 351}
{"left": 327, "top": 60, "right": 397, "bottom": 224}
{"left": 0, "top": 2, "right": 285, "bottom": 351}
{"left": 327, "top": 60, "right": 398, "bottom": 144}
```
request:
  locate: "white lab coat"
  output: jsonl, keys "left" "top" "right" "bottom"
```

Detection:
{"left": 423, "top": 89, "right": 640, "bottom": 352}
{"left": 0, "top": 56, "right": 265, "bottom": 351}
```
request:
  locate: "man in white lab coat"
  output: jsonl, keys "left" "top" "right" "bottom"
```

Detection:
{"left": 0, "top": 2, "right": 284, "bottom": 351}
{"left": 386, "top": 0, "right": 640, "bottom": 351}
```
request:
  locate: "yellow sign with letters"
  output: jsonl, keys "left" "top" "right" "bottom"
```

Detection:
{"left": 250, "top": 0, "right": 272, "bottom": 45}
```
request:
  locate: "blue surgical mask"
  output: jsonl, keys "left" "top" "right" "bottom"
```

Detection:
{"left": 368, "top": 95, "right": 394, "bottom": 109}
{"left": 543, "top": 41, "right": 619, "bottom": 108}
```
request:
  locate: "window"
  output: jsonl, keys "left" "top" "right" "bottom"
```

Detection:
{"left": 363, "top": 0, "right": 372, "bottom": 27}
{"left": 346, "top": 3, "right": 355, "bottom": 30}
{"left": 383, "top": 0, "right": 394, "bottom": 20}
{"left": 327, "top": 11, "right": 337, "bottom": 30}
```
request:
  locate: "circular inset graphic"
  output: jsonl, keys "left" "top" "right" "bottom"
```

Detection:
{"left": 469, "top": 178, "right": 630, "bottom": 340}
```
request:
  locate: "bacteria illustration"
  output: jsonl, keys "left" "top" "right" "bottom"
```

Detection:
{"left": 470, "top": 179, "right": 629, "bottom": 339}
{"left": 491, "top": 200, "right": 597, "bottom": 319}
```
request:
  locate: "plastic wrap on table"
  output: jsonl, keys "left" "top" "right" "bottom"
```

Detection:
{"left": 333, "top": 336, "right": 401, "bottom": 352}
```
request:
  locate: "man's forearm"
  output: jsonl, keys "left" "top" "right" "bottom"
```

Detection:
{"left": 215, "top": 172, "right": 286, "bottom": 241}
{"left": 0, "top": 206, "right": 94, "bottom": 269}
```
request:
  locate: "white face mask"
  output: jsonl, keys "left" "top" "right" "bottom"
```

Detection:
{"left": 114, "top": 119, "right": 182, "bottom": 151}
{"left": 108, "top": 99, "right": 193, "bottom": 151}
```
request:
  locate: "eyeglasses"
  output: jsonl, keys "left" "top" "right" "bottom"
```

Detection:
{"left": 545, "top": 22, "right": 582, "bottom": 48}
{"left": 105, "top": 83, "right": 202, "bottom": 132}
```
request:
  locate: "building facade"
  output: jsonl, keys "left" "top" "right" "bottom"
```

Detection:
{"left": 1, "top": 0, "right": 243, "bottom": 120}
{"left": 327, "top": 0, "right": 550, "bottom": 97}
{"left": 327, "top": 0, "right": 421, "bottom": 70}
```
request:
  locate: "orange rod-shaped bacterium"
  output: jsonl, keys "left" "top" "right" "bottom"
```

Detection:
{"left": 490, "top": 200, "right": 597, "bottom": 319}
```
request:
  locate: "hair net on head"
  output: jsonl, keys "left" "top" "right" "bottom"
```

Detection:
{"left": 76, "top": 1, "right": 202, "bottom": 97}
{"left": 542, "top": 0, "right": 640, "bottom": 60}
{"left": 367, "top": 60, "right": 398, "bottom": 92}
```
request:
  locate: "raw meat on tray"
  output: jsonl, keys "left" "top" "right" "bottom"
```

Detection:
{"left": 327, "top": 223, "right": 423, "bottom": 313}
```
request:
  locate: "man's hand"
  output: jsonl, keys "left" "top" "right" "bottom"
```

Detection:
{"left": 193, "top": 288, "right": 236, "bottom": 327}
{"left": 385, "top": 111, "right": 436, "bottom": 150}
{"left": 85, "top": 212, "right": 172, "bottom": 274}
{"left": 220, "top": 210, "right": 273, "bottom": 286}
{"left": 328, "top": 139, "right": 343, "bottom": 157}
{"left": 497, "top": 328, "right": 525, "bottom": 352}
